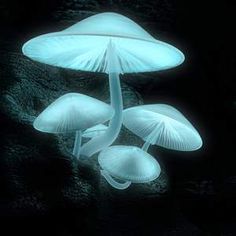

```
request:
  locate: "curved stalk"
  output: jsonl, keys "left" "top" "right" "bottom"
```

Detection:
{"left": 142, "top": 123, "right": 163, "bottom": 152}
{"left": 80, "top": 41, "right": 123, "bottom": 157}
{"left": 73, "top": 130, "right": 82, "bottom": 158}
{"left": 142, "top": 141, "right": 151, "bottom": 152}
{"left": 101, "top": 170, "right": 131, "bottom": 190}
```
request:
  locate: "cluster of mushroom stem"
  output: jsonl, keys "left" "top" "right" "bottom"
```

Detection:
{"left": 21, "top": 12, "right": 203, "bottom": 190}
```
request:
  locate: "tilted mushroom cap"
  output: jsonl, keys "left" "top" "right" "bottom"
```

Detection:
{"left": 34, "top": 93, "right": 114, "bottom": 133}
{"left": 22, "top": 12, "right": 184, "bottom": 74}
{"left": 98, "top": 145, "right": 161, "bottom": 183}
{"left": 123, "top": 104, "right": 202, "bottom": 151}
{"left": 82, "top": 124, "right": 108, "bottom": 138}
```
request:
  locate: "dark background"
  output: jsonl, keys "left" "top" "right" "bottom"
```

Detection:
{"left": 0, "top": 0, "right": 235, "bottom": 235}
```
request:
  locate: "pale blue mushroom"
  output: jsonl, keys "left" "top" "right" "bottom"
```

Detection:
{"left": 98, "top": 145, "right": 161, "bottom": 190}
{"left": 123, "top": 104, "right": 202, "bottom": 152}
{"left": 33, "top": 93, "right": 114, "bottom": 158}
{"left": 22, "top": 12, "right": 184, "bottom": 157}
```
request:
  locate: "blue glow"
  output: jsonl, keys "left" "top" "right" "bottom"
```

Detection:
{"left": 123, "top": 104, "right": 203, "bottom": 152}
{"left": 33, "top": 93, "right": 114, "bottom": 157}
{"left": 22, "top": 12, "right": 184, "bottom": 74}
{"left": 23, "top": 12, "right": 186, "bottom": 158}
{"left": 34, "top": 93, "right": 114, "bottom": 133}
{"left": 98, "top": 145, "right": 161, "bottom": 189}
{"left": 21, "top": 13, "right": 204, "bottom": 191}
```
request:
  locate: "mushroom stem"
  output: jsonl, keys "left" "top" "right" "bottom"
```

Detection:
{"left": 80, "top": 40, "right": 123, "bottom": 157}
{"left": 73, "top": 130, "right": 82, "bottom": 157}
{"left": 142, "top": 123, "right": 162, "bottom": 152}
{"left": 142, "top": 141, "right": 151, "bottom": 152}
{"left": 101, "top": 169, "right": 131, "bottom": 190}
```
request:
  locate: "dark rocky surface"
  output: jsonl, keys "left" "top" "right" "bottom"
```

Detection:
{"left": 0, "top": 0, "right": 236, "bottom": 235}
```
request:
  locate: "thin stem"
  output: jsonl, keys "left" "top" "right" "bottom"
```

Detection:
{"left": 80, "top": 40, "right": 123, "bottom": 157}
{"left": 101, "top": 169, "right": 131, "bottom": 190}
{"left": 142, "top": 141, "right": 151, "bottom": 152}
{"left": 73, "top": 130, "right": 82, "bottom": 158}
{"left": 141, "top": 123, "right": 162, "bottom": 152}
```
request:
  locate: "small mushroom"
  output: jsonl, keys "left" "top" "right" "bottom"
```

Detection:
{"left": 33, "top": 93, "right": 114, "bottom": 158}
{"left": 123, "top": 104, "right": 202, "bottom": 152}
{"left": 82, "top": 124, "right": 108, "bottom": 139}
{"left": 22, "top": 12, "right": 185, "bottom": 158}
{"left": 98, "top": 145, "right": 161, "bottom": 190}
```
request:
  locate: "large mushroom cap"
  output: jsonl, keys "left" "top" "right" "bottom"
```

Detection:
{"left": 34, "top": 93, "right": 114, "bottom": 133}
{"left": 22, "top": 12, "right": 184, "bottom": 74}
{"left": 123, "top": 104, "right": 203, "bottom": 151}
{"left": 98, "top": 145, "right": 161, "bottom": 183}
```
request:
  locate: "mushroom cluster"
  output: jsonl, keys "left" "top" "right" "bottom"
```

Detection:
{"left": 22, "top": 12, "right": 202, "bottom": 190}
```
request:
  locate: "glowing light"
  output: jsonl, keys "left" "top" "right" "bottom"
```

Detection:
{"left": 22, "top": 12, "right": 184, "bottom": 74}
{"left": 98, "top": 145, "right": 161, "bottom": 190}
{"left": 33, "top": 93, "right": 114, "bottom": 157}
{"left": 34, "top": 93, "right": 114, "bottom": 133}
{"left": 123, "top": 104, "right": 202, "bottom": 152}
{"left": 22, "top": 12, "right": 185, "bottom": 158}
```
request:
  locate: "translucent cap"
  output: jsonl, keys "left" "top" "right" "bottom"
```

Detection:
{"left": 98, "top": 145, "right": 161, "bottom": 183}
{"left": 34, "top": 93, "right": 114, "bottom": 133}
{"left": 123, "top": 104, "right": 202, "bottom": 151}
{"left": 22, "top": 12, "right": 184, "bottom": 74}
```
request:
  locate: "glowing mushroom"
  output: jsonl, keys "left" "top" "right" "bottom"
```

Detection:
{"left": 123, "top": 104, "right": 202, "bottom": 152}
{"left": 33, "top": 93, "right": 114, "bottom": 157}
{"left": 98, "top": 145, "right": 161, "bottom": 190}
{"left": 22, "top": 12, "right": 185, "bottom": 157}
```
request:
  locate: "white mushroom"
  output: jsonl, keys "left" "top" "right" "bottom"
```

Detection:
{"left": 22, "top": 12, "right": 185, "bottom": 158}
{"left": 33, "top": 93, "right": 114, "bottom": 158}
{"left": 123, "top": 104, "right": 202, "bottom": 152}
{"left": 98, "top": 145, "right": 161, "bottom": 190}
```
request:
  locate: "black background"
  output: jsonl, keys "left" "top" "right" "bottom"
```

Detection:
{"left": 0, "top": 0, "right": 235, "bottom": 235}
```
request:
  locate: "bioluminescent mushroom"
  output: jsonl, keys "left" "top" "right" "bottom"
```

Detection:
{"left": 123, "top": 104, "right": 202, "bottom": 152}
{"left": 82, "top": 124, "right": 108, "bottom": 139}
{"left": 98, "top": 145, "right": 161, "bottom": 190}
{"left": 33, "top": 93, "right": 114, "bottom": 157}
{"left": 22, "top": 12, "right": 185, "bottom": 157}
